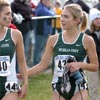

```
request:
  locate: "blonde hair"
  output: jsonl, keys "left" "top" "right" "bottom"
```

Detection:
{"left": 90, "top": 22, "right": 100, "bottom": 33}
{"left": 90, "top": 23, "right": 95, "bottom": 33}
{"left": 0, "top": 0, "right": 10, "bottom": 12}
{"left": 64, "top": 4, "right": 88, "bottom": 32}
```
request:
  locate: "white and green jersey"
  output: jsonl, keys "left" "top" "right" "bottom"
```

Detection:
{"left": 0, "top": 28, "right": 17, "bottom": 82}
{"left": 52, "top": 32, "right": 87, "bottom": 83}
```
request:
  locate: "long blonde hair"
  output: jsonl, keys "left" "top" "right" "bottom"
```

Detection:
{"left": 90, "top": 22, "right": 100, "bottom": 33}
{"left": 64, "top": 4, "right": 88, "bottom": 32}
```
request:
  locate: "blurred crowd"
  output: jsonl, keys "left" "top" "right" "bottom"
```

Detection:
{"left": 10, "top": 0, "right": 90, "bottom": 66}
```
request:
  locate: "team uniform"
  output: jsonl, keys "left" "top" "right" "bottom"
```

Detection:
{"left": 0, "top": 28, "right": 20, "bottom": 99}
{"left": 52, "top": 32, "right": 88, "bottom": 100}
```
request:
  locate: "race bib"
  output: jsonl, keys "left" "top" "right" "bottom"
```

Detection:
{"left": 0, "top": 56, "right": 10, "bottom": 76}
{"left": 5, "top": 81, "right": 21, "bottom": 92}
{"left": 54, "top": 55, "right": 70, "bottom": 77}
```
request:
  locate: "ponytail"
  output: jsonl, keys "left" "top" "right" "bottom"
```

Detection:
{"left": 80, "top": 11, "right": 88, "bottom": 32}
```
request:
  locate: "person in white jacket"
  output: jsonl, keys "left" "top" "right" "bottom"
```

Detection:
{"left": 87, "top": 8, "right": 100, "bottom": 100}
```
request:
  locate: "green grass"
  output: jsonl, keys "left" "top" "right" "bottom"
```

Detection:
{"left": 19, "top": 71, "right": 90, "bottom": 100}
{"left": 20, "top": 72, "right": 52, "bottom": 100}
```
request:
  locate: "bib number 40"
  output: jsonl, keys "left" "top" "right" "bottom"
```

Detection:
{"left": 0, "top": 61, "right": 7, "bottom": 71}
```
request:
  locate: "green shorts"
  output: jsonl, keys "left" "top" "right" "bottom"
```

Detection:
{"left": 52, "top": 77, "right": 88, "bottom": 100}
{"left": 0, "top": 77, "right": 7, "bottom": 99}
{"left": 0, "top": 76, "right": 20, "bottom": 100}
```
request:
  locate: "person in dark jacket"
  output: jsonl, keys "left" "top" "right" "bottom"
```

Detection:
{"left": 33, "top": 0, "right": 55, "bottom": 65}
{"left": 64, "top": 0, "right": 90, "bottom": 14}
{"left": 86, "top": 8, "right": 100, "bottom": 100}
{"left": 11, "top": 0, "right": 33, "bottom": 56}
{"left": 94, "top": 0, "right": 100, "bottom": 10}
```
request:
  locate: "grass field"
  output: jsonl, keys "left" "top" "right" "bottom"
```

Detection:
{"left": 19, "top": 71, "right": 90, "bottom": 100}
{"left": 20, "top": 72, "right": 52, "bottom": 100}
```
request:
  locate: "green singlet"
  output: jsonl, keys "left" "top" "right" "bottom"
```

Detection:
{"left": 52, "top": 32, "right": 88, "bottom": 100}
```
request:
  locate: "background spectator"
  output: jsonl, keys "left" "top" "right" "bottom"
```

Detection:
{"left": 52, "top": 0, "right": 62, "bottom": 34}
{"left": 64, "top": 0, "right": 90, "bottom": 14}
{"left": 11, "top": 0, "right": 33, "bottom": 58}
{"left": 25, "top": 0, "right": 36, "bottom": 66}
{"left": 28, "top": 0, "right": 37, "bottom": 16}
{"left": 86, "top": 8, "right": 100, "bottom": 100}
{"left": 94, "top": 0, "right": 100, "bottom": 10}
{"left": 33, "top": 0, "right": 55, "bottom": 65}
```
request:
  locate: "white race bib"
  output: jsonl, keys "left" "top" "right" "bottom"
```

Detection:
{"left": 0, "top": 56, "right": 10, "bottom": 76}
{"left": 5, "top": 81, "right": 21, "bottom": 92}
{"left": 54, "top": 55, "right": 70, "bottom": 77}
